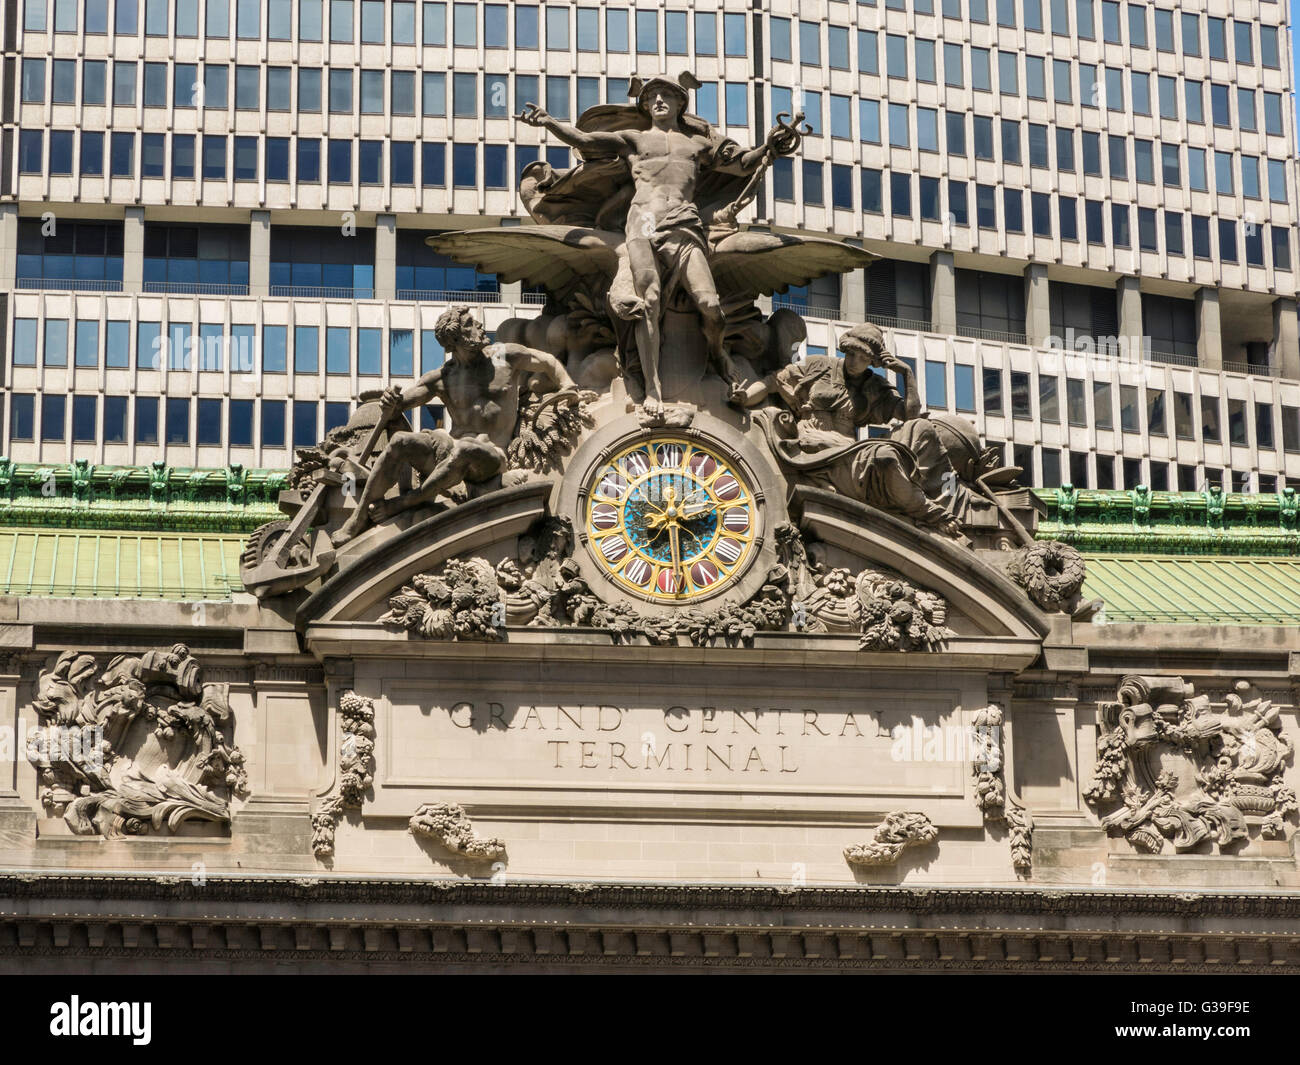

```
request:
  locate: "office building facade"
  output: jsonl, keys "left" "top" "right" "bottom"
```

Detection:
{"left": 2, "top": 0, "right": 1299, "bottom": 492}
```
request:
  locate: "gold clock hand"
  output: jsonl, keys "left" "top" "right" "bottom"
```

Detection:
{"left": 668, "top": 522, "right": 682, "bottom": 595}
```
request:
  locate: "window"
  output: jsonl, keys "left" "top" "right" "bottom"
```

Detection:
{"left": 918, "top": 108, "right": 938, "bottom": 152}
{"left": 1233, "top": 20, "right": 1252, "bottom": 64}
{"left": 1063, "top": 378, "right": 1086, "bottom": 426}
{"left": 539, "top": 5, "right": 569, "bottom": 50}
{"left": 42, "top": 395, "right": 67, "bottom": 442}
{"left": 860, "top": 168, "right": 881, "bottom": 212}
{"left": 916, "top": 40, "right": 936, "bottom": 83}
{"left": 971, "top": 48, "right": 991, "bottom": 91}
{"left": 1011, "top": 371, "right": 1031, "bottom": 418}
{"left": 272, "top": 226, "right": 375, "bottom": 297}
{"left": 944, "top": 43, "right": 964, "bottom": 87}
{"left": 889, "top": 172, "right": 909, "bottom": 216}
{"left": 888, "top": 104, "right": 909, "bottom": 148}
{"left": 723, "top": 12, "right": 745, "bottom": 55}
{"left": 946, "top": 112, "right": 966, "bottom": 155}
{"left": 857, "top": 29, "right": 877, "bottom": 74}
{"left": 1001, "top": 120, "right": 1021, "bottom": 164}
{"left": 983, "top": 369, "right": 1003, "bottom": 413}
{"left": 294, "top": 401, "right": 318, "bottom": 449}
{"left": 361, "top": 69, "right": 384, "bottom": 113}
{"left": 1117, "top": 385, "right": 1139, "bottom": 432}
{"left": 949, "top": 181, "right": 968, "bottom": 225}
{"left": 1192, "top": 215, "right": 1211, "bottom": 259}
{"left": 1031, "top": 192, "right": 1051, "bottom": 236}
{"left": 1282, "top": 406, "right": 1300, "bottom": 453}
{"left": 886, "top": 34, "right": 907, "bottom": 78}
{"left": 1227, "top": 399, "right": 1247, "bottom": 445}
{"left": 998, "top": 51, "right": 1018, "bottom": 94}
{"left": 1260, "top": 26, "right": 1279, "bottom": 69}
{"left": 331, "top": 0, "right": 353, "bottom": 41}
{"left": 1173, "top": 392, "right": 1195, "bottom": 439}
{"left": 925, "top": 362, "right": 948, "bottom": 409}
{"left": 1053, "top": 59, "right": 1071, "bottom": 103}
{"left": 1026, "top": 56, "right": 1045, "bottom": 99}
{"left": 1201, "top": 396, "right": 1221, "bottom": 442}
{"left": 1164, "top": 210, "right": 1184, "bottom": 256}
{"left": 1208, "top": 16, "right": 1226, "bottom": 60}
{"left": 1039, "top": 376, "right": 1060, "bottom": 422}
{"left": 1107, "top": 135, "right": 1128, "bottom": 179}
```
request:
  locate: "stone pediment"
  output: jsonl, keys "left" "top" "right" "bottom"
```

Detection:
{"left": 790, "top": 487, "right": 1052, "bottom": 643}
{"left": 294, "top": 475, "right": 1049, "bottom": 671}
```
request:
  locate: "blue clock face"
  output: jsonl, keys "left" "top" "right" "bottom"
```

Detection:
{"left": 623, "top": 477, "right": 720, "bottom": 565}
{"left": 585, "top": 438, "right": 758, "bottom": 602}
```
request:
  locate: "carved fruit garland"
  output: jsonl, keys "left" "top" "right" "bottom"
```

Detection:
{"left": 311, "top": 692, "right": 377, "bottom": 860}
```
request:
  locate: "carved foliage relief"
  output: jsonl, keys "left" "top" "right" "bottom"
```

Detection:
{"left": 311, "top": 691, "right": 377, "bottom": 859}
{"left": 378, "top": 519, "right": 957, "bottom": 652}
{"left": 1085, "top": 675, "right": 1297, "bottom": 854}
{"left": 26, "top": 644, "right": 248, "bottom": 838}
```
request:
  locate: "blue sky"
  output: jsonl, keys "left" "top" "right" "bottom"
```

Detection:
{"left": 1294, "top": 0, "right": 1300, "bottom": 128}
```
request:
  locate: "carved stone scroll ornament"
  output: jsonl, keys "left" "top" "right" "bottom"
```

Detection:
{"left": 408, "top": 802, "right": 506, "bottom": 861}
{"left": 970, "top": 704, "right": 1034, "bottom": 876}
{"left": 843, "top": 812, "right": 938, "bottom": 866}
{"left": 1084, "top": 676, "right": 1296, "bottom": 854}
{"left": 311, "top": 692, "right": 377, "bottom": 859}
{"left": 25, "top": 645, "right": 248, "bottom": 839}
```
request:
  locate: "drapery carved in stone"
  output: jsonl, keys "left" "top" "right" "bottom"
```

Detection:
{"left": 26, "top": 644, "right": 248, "bottom": 839}
{"left": 843, "top": 812, "right": 938, "bottom": 866}
{"left": 311, "top": 691, "right": 377, "bottom": 859}
{"left": 1085, "top": 676, "right": 1296, "bottom": 854}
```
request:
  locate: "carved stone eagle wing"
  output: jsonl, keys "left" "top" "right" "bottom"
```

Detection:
{"left": 709, "top": 231, "right": 877, "bottom": 303}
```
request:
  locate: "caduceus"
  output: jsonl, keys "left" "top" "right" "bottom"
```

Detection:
{"left": 712, "top": 111, "right": 813, "bottom": 227}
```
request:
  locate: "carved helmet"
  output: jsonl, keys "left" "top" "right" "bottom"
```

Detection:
{"left": 628, "top": 71, "right": 702, "bottom": 115}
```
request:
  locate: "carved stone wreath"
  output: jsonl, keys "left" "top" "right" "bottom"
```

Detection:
{"left": 26, "top": 644, "right": 248, "bottom": 839}
{"left": 1085, "top": 675, "right": 1296, "bottom": 854}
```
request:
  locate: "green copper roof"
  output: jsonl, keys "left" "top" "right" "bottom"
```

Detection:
{"left": 0, "top": 528, "right": 245, "bottom": 600}
{"left": 0, "top": 466, "right": 1295, "bottom": 617}
{"left": 1080, "top": 554, "right": 1300, "bottom": 625}
{"left": 0, "top": 459, "right": 287, "bottom": 534}
{"left": 1035, "top": 485, "right": 1300, "bottom": 556}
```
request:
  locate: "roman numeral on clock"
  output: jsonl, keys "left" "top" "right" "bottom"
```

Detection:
{"left": 715, "top": 537, "right": 743, "bottom": 564}
{"left": 598, "top": 536, "right": 628, "bottom": 563}
{"left": 623, "top": 558, "right": 652, "bottom": 586}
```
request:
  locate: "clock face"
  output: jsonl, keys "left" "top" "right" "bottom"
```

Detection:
{"left": 584, "top": 437, "right": 759, "bottom": 603}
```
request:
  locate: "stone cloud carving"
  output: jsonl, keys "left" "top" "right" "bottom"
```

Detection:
{"left": 26, "top": 644, "right": 248, "bottom": 838}
{"left": 1085, "top": 676, "right": 1296, "bottom": 853}
{"left": 843, "top": 812, "right": 938, "bottom": 866}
